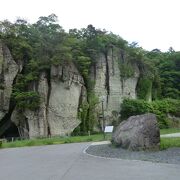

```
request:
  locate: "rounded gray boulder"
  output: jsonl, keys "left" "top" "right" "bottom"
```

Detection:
{"left": 112, "top": 113, "right": 160, "bottom": 151}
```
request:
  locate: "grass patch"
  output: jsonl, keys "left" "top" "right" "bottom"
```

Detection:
{"left": 1, "top": 134, "right": 111, "bottom": 149}
{"left": 160, "top": 128, "right": 180, "bottom": 135}
{"left": 160, "top": 137, "right": 180, "bottom": 150}
{"left": 1, "top": 129, "right": 180, "bottom": 150}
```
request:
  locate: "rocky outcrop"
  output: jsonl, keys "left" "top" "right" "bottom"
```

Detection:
{"left": 11, "top": 63, "right": 86, "bottom": 138}
{"left": 92, "top": 48, "right": 140, "bottom": 125}
{"left": 12, "top": 72, "right": 49, "bottom": 138}
{"left": 0, "top": 43, "right": 18, "bottom": 118}
{"left": 0, "top": 44, "right": 143, "bottom": 138}
{"left": 112, "top": 113, "right": 160, "bottom": 151}
{"left": 0, "top": 42, "right": 19, "bottom": 136}
{"left": 48, "top": 64, "right": 85, "bottom": 136}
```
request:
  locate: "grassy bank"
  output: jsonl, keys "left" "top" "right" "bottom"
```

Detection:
{"left": 160, "top": 137, "right": 180, "bottom": 150}
{"left": 160, "top": 128, "right": 180, "bottom": 135}
{"left": 1, "top": 129, "right": 180, "bottom": 150}
{"left": 1, "top": 134, "right": 110, "bottom": 149}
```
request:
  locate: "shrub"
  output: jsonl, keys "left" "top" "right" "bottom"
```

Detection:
{"left": 120, "top": 98, "right": 180, "bottom": 128}
{"left": 12, "top": 91, "right": 40, "bottom": 110}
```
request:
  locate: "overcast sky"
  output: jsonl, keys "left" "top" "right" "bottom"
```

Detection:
{"left": 1, "top": 0, "right": 180, "bottom": 51}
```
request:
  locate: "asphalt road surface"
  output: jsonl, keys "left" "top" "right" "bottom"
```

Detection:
{"left": 0, "top": 143, "right": 180, "bottom": 180}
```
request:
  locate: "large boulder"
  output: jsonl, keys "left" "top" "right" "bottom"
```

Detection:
{"left": 112, "top": 113, "right": 160, "bottom": 151}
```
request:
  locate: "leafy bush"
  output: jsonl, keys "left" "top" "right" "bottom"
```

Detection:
{"left": 136, "top": 77, "right": 152, "bottom": 101}
{"left": 12, "top": 91, "right": 40, "bottom": 110}
{"left": 120, "top": 98, "right": 180, "bottom": 128}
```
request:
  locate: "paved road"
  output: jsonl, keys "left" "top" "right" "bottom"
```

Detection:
{"left": 0, "top": 143, "right": 180, "bottom": 180}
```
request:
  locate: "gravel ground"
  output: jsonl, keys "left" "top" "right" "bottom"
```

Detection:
{"left": 86, "top": 144, "right": 180, "bottom": 165}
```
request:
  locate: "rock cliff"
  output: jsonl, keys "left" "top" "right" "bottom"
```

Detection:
{"left": 0, "top": 42, "right": 19, "bottom": 136}
{"left": 12, "top": 72, "right": 49, "bottom": 138}
{"left": 0, "top": 44, "right": 141, "bottom": 138}
{"left": 47, "top": 64, "right": 85, "bottom": 136}
{"left": 11, "top": 63, "right": 86, "bottom": 138}
{"left": 92, "top": 48, "right": 139, "bottom": 125}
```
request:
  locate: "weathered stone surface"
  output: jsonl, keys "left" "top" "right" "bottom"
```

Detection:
{"left": 12, "top": 72, "right": 49, "bottom": 138}
{"left": 0, "top": 42, "right": 18, "bottom": 120}
{"left": 25, "top": 72, "right": 49, "bottom": 138}
{"left": 47, "top": 63, "right": 85, "bottom": 136}
{"left": 11, "top": 62, "right": 86, "bottom": 138}
{"left": 11, "top": 109, "right": 29, "bottom": 138}
{"left": 0, "top": 43, "right": 146, "bottom": 138}
{"left": 93, "top": 48, "right": 140, "bottom": 126}
{"left": 112, "top": 113, "right": 160, "bottom": 151}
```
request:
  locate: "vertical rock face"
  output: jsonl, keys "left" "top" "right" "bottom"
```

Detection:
{"left": 12, "top": 72, "right": 49, "bottom": 138}
{"left": 48, "top": 64, "right": 85, "bottom": 136}
{"left": 24, "top": 72, "right": 49, "bottom": 137}
{"left": 93, "top": 48, "right": 140, "bottom": 124}
{"left": 0, "top": 43, "right": 141, "bottom": 138}
{"left": 11, "top": 63, "right": 86, "bottom": 138}
{"left": 0, "top": 42, "right": 18, "bottom": 121}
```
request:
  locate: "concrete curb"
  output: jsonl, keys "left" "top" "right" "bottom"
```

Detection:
{"left": 90, "top": 141, "right": 111, "bottom": 145}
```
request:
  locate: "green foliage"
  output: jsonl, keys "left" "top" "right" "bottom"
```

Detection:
{"left": 12, "top": 91, "right": 40, "bottom": 110}
{"left": 87, "top": 92, "right": 99, "bottom": 131}
{"left": 2, "top": 133, "right": 179, "bottom": 150}
{"left": 137, "top": 77, "right": 152, "bottom": 101}
{"left": 75, "top": 56, "right": 91, "bottom": 80}
{"left": 121, "top": 99, "right": 180, "bottom": 128}
{"left": 119, "top": 63, "right": 134, "bottom": 78}
{"left": 73, "top": 89, "right": 99, "bottom": 135}
{"left": 147, "top": 50, "right": 180, "bottom": 99}
{"left": 78, "top": 101, "right": 89, "bottom": 133}
{"left": 160, "top": 137, "right": 180, "bottom": 150}
{"left": 121, "top": 99, "right": 152, "bottom": 119}
{"left": 0, "top": 14, "right": 179, "bottom": 133}
{"left": 160, "top": 128, "right": 180, "bottom": 135}
{"left": 1, "top": 134, "right": 111, "bottom": 148}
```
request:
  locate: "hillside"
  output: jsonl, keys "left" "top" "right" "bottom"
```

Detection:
{"left": 0, "top": 14, "right": 179, "bottom": 138}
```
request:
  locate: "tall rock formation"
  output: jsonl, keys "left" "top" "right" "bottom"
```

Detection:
{"left": 92, "top": 48, "right": 140, "bottom": 125}
{"left": 0, "top": 44, "right": 141, "bottom": 138}
{"left": 11, "top": 63, "right": 86, "bottom": 138}
{"left": 12, "top": 72, "right": 49, "bottom": 138}
{"left": 47, "top": 64, "right": 86, "bottom": 136}
{"left": 0, "top": 42, "right": 19, "bottom": 135}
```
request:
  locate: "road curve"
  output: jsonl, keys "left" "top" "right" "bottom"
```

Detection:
{"left": 0, "top": 143, "right": 180, "bottom": 180}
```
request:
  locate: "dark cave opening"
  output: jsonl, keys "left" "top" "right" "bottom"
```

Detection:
{"left": 1, "top": 122, "right": 19, "bottom": 139}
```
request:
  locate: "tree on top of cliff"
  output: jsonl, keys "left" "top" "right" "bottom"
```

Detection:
{"left": 0, "top": 14, "right": 179, "bottom": 101}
